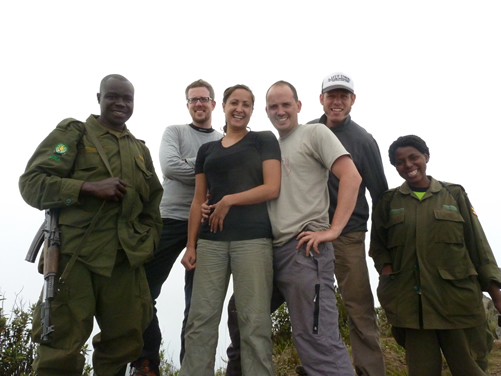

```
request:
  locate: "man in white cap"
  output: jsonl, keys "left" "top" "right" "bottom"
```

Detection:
{"left": 308, "top": 72, "right": 388, "bottom": 376}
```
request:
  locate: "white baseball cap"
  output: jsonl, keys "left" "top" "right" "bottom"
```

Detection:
{"left": 321, "top": 72, "right": 355, "bottom": 94}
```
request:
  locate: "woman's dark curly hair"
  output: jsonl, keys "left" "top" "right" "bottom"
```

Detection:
{"left": 388, "top": 135, "right": 430, "bottom": 166}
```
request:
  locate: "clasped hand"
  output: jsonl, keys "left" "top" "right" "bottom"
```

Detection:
{"left": 201, "top": 197, "right": 230, "bottom": 233}
{"left": 81, "top": 177, "right": 127, "bottom": 201}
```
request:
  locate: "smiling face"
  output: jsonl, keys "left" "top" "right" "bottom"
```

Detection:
{"left": 266, "top": 83, "right": 302, "bottom": 138}
{"left": 96, "top": 77, "right": 134, "bottom": 130}
{"left": 393, "top": 146, "right": 430, "bottom": 188}
{"left": 186, "top": 86, "right": 216, "bottom": 128}
{"left": 320, "top": 89, "right": 356, "bottom": 128}
{"left": 222, "top": 88, "right": 254, "bottom": 132}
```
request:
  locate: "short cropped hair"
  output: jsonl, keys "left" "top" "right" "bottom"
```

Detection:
{"left": 388, "top": 135, "right": 430, "bottom": 166}
{"left": 185, "top": 79, "right": 215, "bottom": 100}
{"left": 99, "top": 74, "right": 131, "bottom": 92}
{"left": 266, "top": 80, "right": 299, "bottom": 102}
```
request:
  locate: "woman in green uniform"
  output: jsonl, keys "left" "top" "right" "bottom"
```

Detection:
{"left": 370, "top": 134, "right": 501, "bottom": 376}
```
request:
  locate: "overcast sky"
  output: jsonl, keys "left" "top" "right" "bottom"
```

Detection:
{"left": 1, "top": 0, "right": 500, "bottom": 370}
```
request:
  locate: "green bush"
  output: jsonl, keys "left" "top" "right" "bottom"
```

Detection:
{"left": 0, "top": 295, "right": 37, "bottom": 376}
{"left": 0, "top": 293, "right": 93, "bottom": 376}
{"left": 271, "top": 303, "right": 301, "bottom": 375}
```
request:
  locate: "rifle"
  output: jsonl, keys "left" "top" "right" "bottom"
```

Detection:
{"left": 26, "top": 209, "right": 60, "bottom": 343}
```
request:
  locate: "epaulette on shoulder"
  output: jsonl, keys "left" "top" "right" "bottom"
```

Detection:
{"left": 440, "top": 181, "right": 466, "bottom": 193}
{"left": 438, "top": 181, "right": 468, "bottom": 203}
{"left": 382, "top": 187, "right": 398, "bottom": 197}
{"left": 440, "top": 181, "right": 464, "bottom": 189}
{"left": 137, "top": 139, "right": 146, "bottom": 145}
{"left": 56, "top": 118, "right": 84, "bottom": 131}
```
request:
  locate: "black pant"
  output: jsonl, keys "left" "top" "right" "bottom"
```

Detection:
{"left": 140, "top": 218, "right": 193, "bottom": 366}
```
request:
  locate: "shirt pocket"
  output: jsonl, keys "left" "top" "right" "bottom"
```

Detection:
{"left": 433, "top": 208, "right": 465, "bottom": 244}
{"left": 437, "top": 266, "right": 482, "bottom": 315}
{"left": 72, "top": 148, "right": 103, "bottom": 178}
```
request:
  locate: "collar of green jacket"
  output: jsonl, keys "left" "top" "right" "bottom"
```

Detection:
{"left": 398, "top": 176, "right": 441, "bottom": 196}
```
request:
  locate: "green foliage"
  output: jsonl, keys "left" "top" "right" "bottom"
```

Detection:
{"left": 0, "top": 295, "right": 37, "bottom": 376}
{"left": 158, "top": 347, "right": 179, "bottom": 376}
{"left": 336, "top": 291, "right": 351, "bottom": 346}
{"left": 271, "top": 303, "right": 300, "bottom": 376}
{"left": 0, "top": 293, "right": 93, "bottom": 376}
{"left": 214, "top": 367, "right": 227, "bottom": 376}
{"left": 375, "top": 306, "right": 392, "bottom": 338}
{"left": 0, "top": 297, "right": 6, "bottom": 331}
{"left": 271, "top": 303, "right": 293, "bottom": 350}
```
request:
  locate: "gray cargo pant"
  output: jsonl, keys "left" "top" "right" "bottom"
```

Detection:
{"left": 273, "top": 238, "right": 354, "bottom": 376}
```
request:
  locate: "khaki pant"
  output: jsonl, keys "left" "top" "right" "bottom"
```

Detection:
{"left": 333, "top": 232, "right": 386, "bottom": 376}
{"left": 180, "top": 238, "right": 274, "bottom": 376}
{"left": 32, "top": 253, "right": 152, "bottom": 376}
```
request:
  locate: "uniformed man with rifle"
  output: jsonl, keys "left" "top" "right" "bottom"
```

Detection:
{"left": 19, "top": 74, "right": 163, "bottom": 376}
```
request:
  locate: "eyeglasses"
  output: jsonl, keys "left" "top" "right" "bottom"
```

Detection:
{"left": 187, "top": 97, "right": 212, "bottom": 104}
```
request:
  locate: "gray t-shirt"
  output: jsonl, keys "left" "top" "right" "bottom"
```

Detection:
{"left": 159, "top": 124, "right": 222, "bottom": 220}
{"left": 268, "top": 123, "right": 349, "bottom": 246}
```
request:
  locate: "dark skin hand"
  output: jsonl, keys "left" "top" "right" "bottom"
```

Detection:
{"left": 81, "top": 177, "right": 127, "bottom": 201}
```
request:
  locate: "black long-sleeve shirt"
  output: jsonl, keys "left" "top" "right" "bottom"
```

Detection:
{"left": 308, "top": 115, "right": 388, "bottom": 234}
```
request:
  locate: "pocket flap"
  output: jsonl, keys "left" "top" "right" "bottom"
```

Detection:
{"left": 434, "top": 209, "right": 464, "bottom": 223}
{"left": 384, "top": 210, "right": 405, "bottom": 229}
{"left": 438, "top": 266, "right": 477, "bottom": 280}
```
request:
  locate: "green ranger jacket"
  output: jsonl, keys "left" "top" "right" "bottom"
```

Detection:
{"left": 19, "top": 115, "right": 163, "bottom": 277}
{"left": 370, "top": 177, "right": 501, "bottom": 330}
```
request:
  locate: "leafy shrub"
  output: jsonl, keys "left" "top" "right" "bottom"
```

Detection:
{"left": 0, "top": 295, "right": 37, "bottom": 376}
{"left": 0, "top": 293, "right": 93, "bottom": 376}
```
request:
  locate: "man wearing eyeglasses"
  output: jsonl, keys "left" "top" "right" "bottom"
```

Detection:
{"left": 130, "top": 80, "right": 222, "bottom": 376}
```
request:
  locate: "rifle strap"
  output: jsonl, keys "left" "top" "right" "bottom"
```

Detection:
{"left": 85, "top": 124, "right": 114, "bottom": 177}
{"left": 59, "top": 123, "right": 113, "bottom": 283}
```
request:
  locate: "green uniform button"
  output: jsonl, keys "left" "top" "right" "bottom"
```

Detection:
{"left": 390, "top": 275, "right": 396, "bottom": 280}
{"left": 414, "top": 264, "right": 419, "bottom": 270}
{"left": 65, "top": 199, "right": 72, "bottom": 205}
{"left": 414, "top": 285, "right": 419, "bottom": 291}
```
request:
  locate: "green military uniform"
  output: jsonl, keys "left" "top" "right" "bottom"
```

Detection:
{"left": 370, "top": 177, "right": 501, "bottom": 375}
{"left": 19, "top": 115, "right": 163, "bottom": 376}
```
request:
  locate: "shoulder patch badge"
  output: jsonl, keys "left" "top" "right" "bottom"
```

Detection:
{"left": 55, "top": 143, "right": 68, "bottom": 155}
